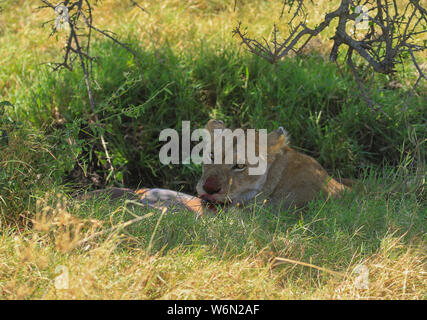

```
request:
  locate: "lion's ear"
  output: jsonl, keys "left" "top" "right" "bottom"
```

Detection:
{"left": 205, "top": 119, "right": 225, "bottom": 135}
{"left": 267, "top": 127, "right": 289, "bottom": 154}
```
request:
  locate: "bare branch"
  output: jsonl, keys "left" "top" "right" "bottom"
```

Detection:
{"left": 233, "top": 0, "right": 427, "bottom": 115}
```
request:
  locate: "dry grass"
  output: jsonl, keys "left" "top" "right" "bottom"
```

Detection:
{"left": 0, "top": 195, "right": 425, "bottom": 300}
{"left": 2, "top": 0, "right": 424, "bottom": 97}
{"left": 0, "top": 0, "right": 357, "bottom": 97}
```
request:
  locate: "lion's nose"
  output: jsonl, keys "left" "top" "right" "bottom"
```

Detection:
{"left": 203, "top": 176, "right": 221, "bottom": 195}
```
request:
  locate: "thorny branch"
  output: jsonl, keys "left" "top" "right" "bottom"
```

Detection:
{"left": 39, "top": 0, "right": 147, "bottom": 176}
{"left": 233, "top": 0, "right": 426, "bottom": 114}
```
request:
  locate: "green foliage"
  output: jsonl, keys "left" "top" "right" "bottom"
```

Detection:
{"left": 75, "top": 166, "right": 425, "bottom": 269}
{"left": 12, "top": 40, "right": 425, "bottom": 193}
{"left": 0, "top": 1, "right": 425, "bottom": 299}
{"left": 0, "top": 126, "right": 77, "bottom": 225}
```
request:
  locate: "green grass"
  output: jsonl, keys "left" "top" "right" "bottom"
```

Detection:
{"left": 1, "top": 166, "right": 424, "bottom": 299}
{"left": 5, "top": 40, "right": 426, "bottom": 195}
{"left": 76, "top": 167, "right": 425, "bottom": 263}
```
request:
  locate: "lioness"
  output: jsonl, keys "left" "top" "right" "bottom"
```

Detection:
{"left": 196, "top": 119, "right": 351, "bottom": 210}
{"left": 79, "top": 120, "right": 351, "bottom": 215}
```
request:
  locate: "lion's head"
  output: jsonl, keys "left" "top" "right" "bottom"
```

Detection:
{"left": 196, "top": 119, "right": 289, "bottom": 206}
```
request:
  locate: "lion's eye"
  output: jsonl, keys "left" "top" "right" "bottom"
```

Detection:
{"left": 232, "top": 164, "right": 246, "bottom": 171}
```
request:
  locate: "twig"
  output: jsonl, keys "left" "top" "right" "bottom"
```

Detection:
{"left": 233, "top": 0, "right": 426, "bottom": 115}
{"left": 273, "top": 257, "right": 345, "bottom": 277}
{"left": 130, "top": 0, "right": 149, "bottom": 14}
{"left": 347, "top": 48, "right": 389, "bottom": 117}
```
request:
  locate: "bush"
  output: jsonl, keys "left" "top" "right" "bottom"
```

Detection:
{"left": 13, "top": 40, "right": 426, "bottom": 193}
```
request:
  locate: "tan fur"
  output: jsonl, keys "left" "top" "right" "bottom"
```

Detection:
{"left": 196, "top": 119, "right": 350, "bottom": 209}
